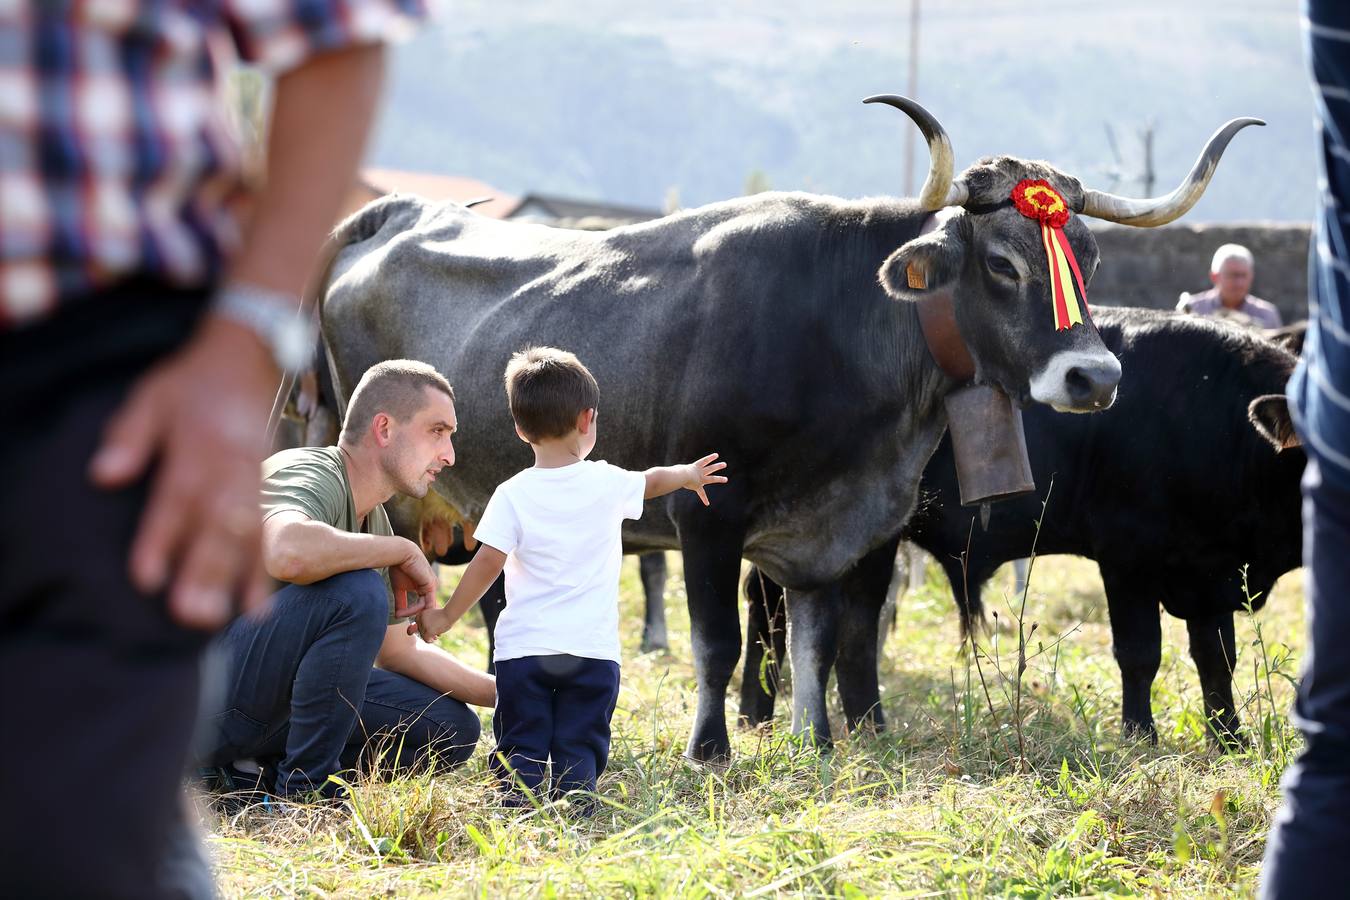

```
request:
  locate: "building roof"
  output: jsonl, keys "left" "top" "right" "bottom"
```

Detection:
{"left": 504, "top": 192, "right": 661, "bottom": 225}
{"left": 358, "top": 168, "right": 518, "bottom": 219}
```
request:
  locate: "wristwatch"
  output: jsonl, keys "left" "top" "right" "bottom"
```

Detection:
{"left": 211, "top": 282, "right": 317, "bottom": 375}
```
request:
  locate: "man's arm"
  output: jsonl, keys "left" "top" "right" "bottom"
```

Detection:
{"left": 261, "top": 510, "right": 419, "bottom": 584}
{"left": 262, "top": 509, "right": 437, "bottom": 617}
{"left": 89, "top": 45, "right": 388, "bottom": 630}
{"left": 376, "top": 626, "right": 497, "bottom": 707}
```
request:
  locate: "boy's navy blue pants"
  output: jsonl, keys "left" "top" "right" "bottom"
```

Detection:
{"left": 492, "top": 654, "right": 621, "bottom": 801}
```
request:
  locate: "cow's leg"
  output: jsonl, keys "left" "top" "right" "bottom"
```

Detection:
{"left": 1186, "top": 611, "right": 1245, "bottom": 748}
{"left": 1099, "top": 565, "right": 1163, "bottom": 741}
{"left": 835, "top": 538, "right": 902, "bottom": 734}
{"left": 786, "top": 585, "right": 842, "bottom": 748}
{"left": 681, "top": 522, "right": 748, "bottom": 763}
{"left": 739, "top": 568, "right": 786, "bottom": 728}
{"left": 639, "top": 552, "right": 669, "bottom": 653}
{"left": 477, "top": 573, "right": 507, "bottom": 675}
{"left": 304, "top": 402, "right": 339, "bottom": 447}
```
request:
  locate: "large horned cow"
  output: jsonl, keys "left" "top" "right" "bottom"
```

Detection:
{"left": 317, "top": 97, "right": 1257, "bottom": 760}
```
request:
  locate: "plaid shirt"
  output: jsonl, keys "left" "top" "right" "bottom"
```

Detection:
{"left": 0, "top": 0, "right": 424, "bottom": 331}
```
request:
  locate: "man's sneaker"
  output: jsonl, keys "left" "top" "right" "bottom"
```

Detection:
{"left": 197, "top": 763, "right": 277, "bottom": 816}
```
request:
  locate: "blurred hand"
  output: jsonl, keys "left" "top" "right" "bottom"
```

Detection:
{"left": 391, "top": 538, "right": 437, "bottom": 619}
{"left": 89, "top": 316, "right": 279, "bottom": 630}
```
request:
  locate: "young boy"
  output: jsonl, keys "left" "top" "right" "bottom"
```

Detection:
{"left": 412, "top": 346, "right": 727, "bottom": 808}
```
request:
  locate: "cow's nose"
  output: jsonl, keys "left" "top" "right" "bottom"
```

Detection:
{"left": 1064, "top": 363, "right": 1120, "bottom": 409}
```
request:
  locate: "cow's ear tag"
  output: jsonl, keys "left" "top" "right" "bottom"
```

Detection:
{"left": 906, "top": 262, "right": 927, "bottom": 290}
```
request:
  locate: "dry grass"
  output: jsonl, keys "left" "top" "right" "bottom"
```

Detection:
{"left": 205, "top": 552, "right": 1305, "bottom": 898}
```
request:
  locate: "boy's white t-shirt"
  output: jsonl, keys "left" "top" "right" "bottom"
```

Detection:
{"left": 473, "top": 460, "right": 647, "bottom": 665}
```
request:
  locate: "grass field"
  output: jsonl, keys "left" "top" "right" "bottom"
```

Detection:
{"left": 206, "top": 552, "right": 1305, "bottom": 898}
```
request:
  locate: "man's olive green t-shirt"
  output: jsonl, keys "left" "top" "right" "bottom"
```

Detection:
{"left": 260, "top": 445, "right": 402, "bottom": 623}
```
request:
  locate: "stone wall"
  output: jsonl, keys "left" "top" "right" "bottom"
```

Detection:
{"left": 1087, "top": 221, "right": 1312, "bottom": 323}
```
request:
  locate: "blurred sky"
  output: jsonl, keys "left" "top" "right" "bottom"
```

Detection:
{"left": 368, "top": 0, "right": 1314, "bottom": 222}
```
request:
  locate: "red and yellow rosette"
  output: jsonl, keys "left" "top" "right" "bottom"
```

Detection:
{"left": 1012, "top": 179, "right": 1089, "bottom": 331}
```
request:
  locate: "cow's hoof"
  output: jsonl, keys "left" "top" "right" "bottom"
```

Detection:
{"left": 1207, "top": 719, "right": 1248, "bottom": 753}
{"left": 737, "top": 711, "right": 774, "bottom": 731}
{"left": 685, "top": 732, "right": 732, "bottom": 766}
{"left": 639, "top": 633, "right": 669, "bottom": 654}
{"left": 790, "top": 723, "right": 835, "bottom": 752}
{"left": 845, "top": 716, "right": 887, "bottom": 739}
{"left": 1122, "top": 720, "right": 1159, "bottom": 746}
{"left": 682, "top": 749, "right": 732, "bottom": 770}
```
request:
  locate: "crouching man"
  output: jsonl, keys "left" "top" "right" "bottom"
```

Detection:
{"left": 197, "top": 360, "right": 495, "bottom": 799}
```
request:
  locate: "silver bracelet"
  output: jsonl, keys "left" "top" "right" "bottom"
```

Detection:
{"left": 211, "top": 282, "right": 317, "bottom": 375}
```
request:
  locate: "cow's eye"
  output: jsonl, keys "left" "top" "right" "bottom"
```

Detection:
{"left": 986, "top": 255, "right": 1018, "bottom": 279}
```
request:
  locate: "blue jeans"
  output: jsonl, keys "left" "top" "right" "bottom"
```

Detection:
{"left": 492, "top": 654, "right": 621, "bottom": 802}
{"left": 198, "top": 570, "right": 480, "bottom": 796}
{"left": 1262, "top": 461, "right": 1350, "bottom": 895}
{"left": 1262, "top": 2, "right": 1350, "bottom": 893}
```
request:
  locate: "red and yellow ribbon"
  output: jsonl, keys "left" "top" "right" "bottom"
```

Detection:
{"left": 1012, "top": 179, "right": 1088, "bottom": 331}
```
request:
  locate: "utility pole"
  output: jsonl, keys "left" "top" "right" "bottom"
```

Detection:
{"left": 903, "top": 0, "right": 921, "bottom": 197}
{"left": 1139, "top": 120, "right": 1156, "bottom": 198}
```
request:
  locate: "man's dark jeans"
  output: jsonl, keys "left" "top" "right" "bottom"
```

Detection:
{"left": 199, "top": 570, "right": 480, "bottom": 796}
{"left": 1262, "top": 460, "right": 1350, "bottom": 894}
{"left": 0, "top": 283, "right": 215, "bottom": 900}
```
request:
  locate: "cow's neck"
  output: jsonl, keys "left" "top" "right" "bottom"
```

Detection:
{"left": 895, "top": 297, "right": 962, "bottom": 426}
{"left": 912, "top": 212, "right": 975, "bottom": 382}
{"left": 746, "top": 296, "right": 956, "bottom": 588}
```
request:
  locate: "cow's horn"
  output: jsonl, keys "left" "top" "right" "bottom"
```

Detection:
{"left": 864, "top": 94, "right": 969, "bottom": 210}
{"left": 1080, "top": 117, "right": 1265, "bottom": 227}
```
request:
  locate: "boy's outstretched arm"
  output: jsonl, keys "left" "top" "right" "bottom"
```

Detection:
{"left": 644, "top": 452, "right": 729, "bottom": 506}
{"left": 410, "top": 543, "right": 508, "bottom": 643}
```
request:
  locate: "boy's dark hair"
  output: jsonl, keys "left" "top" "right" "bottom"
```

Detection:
{"left": 504, "top": 347, "right": 600, "bottom": 442}
{"left": 340, "top": 359, "right": 455, "bottom": 443}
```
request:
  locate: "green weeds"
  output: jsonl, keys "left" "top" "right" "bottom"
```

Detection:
{"left": 206, "top": 553, "right": 1305, "bottom": 898}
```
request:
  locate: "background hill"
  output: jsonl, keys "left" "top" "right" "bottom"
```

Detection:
{"left": 368, "top": 0, "right": 1314, "bottom": 222}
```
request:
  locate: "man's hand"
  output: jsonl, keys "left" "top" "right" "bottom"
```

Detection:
{"left": 390, "top": 538, "right": 437, "bottom": 619}
{"left": 681, "top": 453, "right": 729, "bottom": 506}
{"left": 89, "top": 316, "right": 279, "bottom": 630}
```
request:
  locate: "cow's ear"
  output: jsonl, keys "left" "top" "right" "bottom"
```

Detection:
{"left": 878, "top": 218, "right": 966, "bottom": 302}
{"left": 1248, "top": 394, "right": 1302, "bottom": 451}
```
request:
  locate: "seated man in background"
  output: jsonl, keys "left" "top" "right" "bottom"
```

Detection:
{"left": 197, "top": 360, "right": 494, "bottom": 801}
{"left": 1177, "top": 243, "right": 1284, "bottom": 328}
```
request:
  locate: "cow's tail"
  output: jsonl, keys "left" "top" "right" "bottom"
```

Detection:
{"left": 305, "top": 194, "right": 428, "bottom": 424}
{"left": 307, "top": 193, "right": 423, "bottom": 324}
{"left": 945, "top": 557, "right": 986, "bottom": 645}
{"left": 957, "top": 582, "right": 985, "bottom": 644}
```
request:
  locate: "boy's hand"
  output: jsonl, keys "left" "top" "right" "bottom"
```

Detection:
{"left": 683, "top": 453, "right": 729, "bottom": 506}
{"left": 410, "top": 605, "right": 452, "bottom": 643}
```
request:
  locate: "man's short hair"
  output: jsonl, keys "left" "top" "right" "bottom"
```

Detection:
{"left": 1211, "top": 243, "right": 1254, "bottom": 273}
{"left": 340, "top": 359, "right": 455, "bottom": 442}
{"left": 503, "top": 347, "right": 599, "bottom": 442}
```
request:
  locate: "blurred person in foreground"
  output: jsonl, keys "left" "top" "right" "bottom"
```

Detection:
{"left": 0, "top": 2, "right": 424, "bottom": 897}
{"left": 1261, "top": 2, "right": 1350, "bottom": 895}
{"left": 1177, "top": 243, "right": 1284, "bottom": 329}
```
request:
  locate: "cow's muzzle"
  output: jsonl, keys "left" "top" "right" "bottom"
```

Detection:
{"left": 1029, "top": 350, "right": 1122, "bottom": 413}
